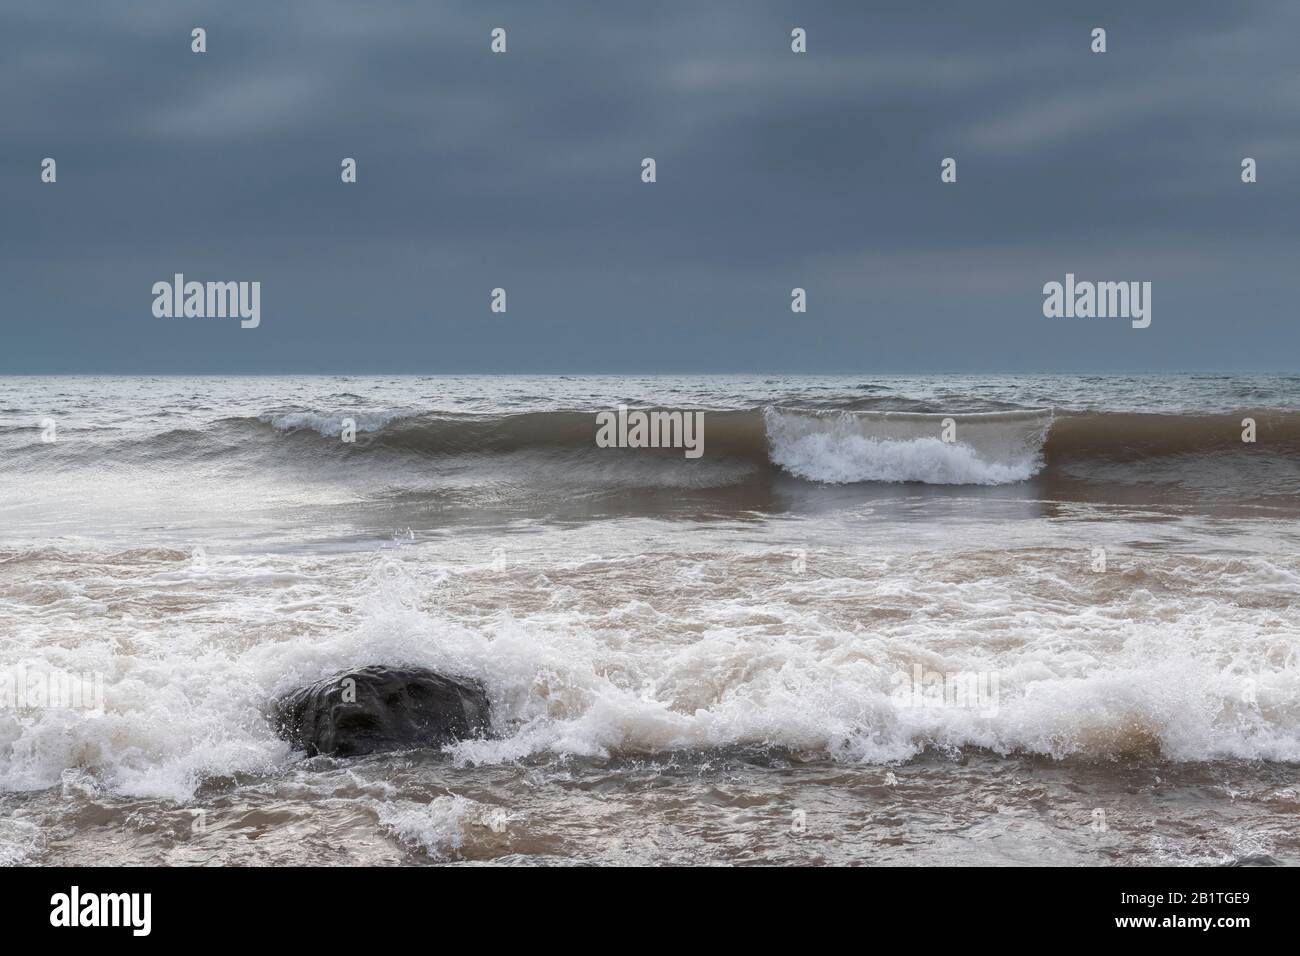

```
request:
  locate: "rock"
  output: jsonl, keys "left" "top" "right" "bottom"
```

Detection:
{"left": 272, "top": 665, "right": 491, "bottom": 757}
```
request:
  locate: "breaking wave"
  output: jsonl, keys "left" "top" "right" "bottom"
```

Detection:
{"left": 2, "top": 545, "right": 1298, "bottom": 802}
{"left": 7, "top": 405, "right": 1299, "bottom": 488}
{"left": 762, "top": 408, "right": 1050, "bottom": 484}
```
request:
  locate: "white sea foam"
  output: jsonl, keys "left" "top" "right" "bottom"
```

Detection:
{"left": 375, "top": 796, "right": 487, "bottom": 860}
{"left": 2, "top": 377, "right": 1298, "bottom": 865}
{"left": 262, "top": 410, "right": 404, "bottom": 435}
{"left": 763, "top": 408, "right": 1048, "bottom": 484}
{"left": 0, "top": 817, "right": 41, "bottom": 865}
{"left": 4, "top": 531, "right": 1295, "bottom": 803}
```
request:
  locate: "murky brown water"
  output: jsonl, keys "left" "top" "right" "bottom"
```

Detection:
{"left": 2, "top": 376, "right": 1297, "bottom": 866}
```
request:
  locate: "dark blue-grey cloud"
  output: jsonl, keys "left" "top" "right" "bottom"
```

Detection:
{"left": 1, "top": 0, "right": 1297, "bottom": 373}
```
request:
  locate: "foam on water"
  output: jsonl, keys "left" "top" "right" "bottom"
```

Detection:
{"left": 375, "top": 796, "right": 493, "bottom": 860}
{"left": 763, "top": 408, "right": 1048, "bottom": 484}
{"left": 263, "top": 409, "right": 406, "bottom": 435}
{"left": 0, "top": 817, "right": 41, "bottom": 864}
{"left": 2, "top": 377, "right": 1297, "bottom": 864}
{"left": 2, "top": 530, "right": 1296, "bottom": 803}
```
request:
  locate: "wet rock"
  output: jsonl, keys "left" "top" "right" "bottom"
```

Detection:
{"left": 273, "top": 665, "right": 490, "bottom": 757}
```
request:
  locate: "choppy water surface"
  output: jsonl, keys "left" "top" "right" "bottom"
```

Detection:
{"left": 1, "top": 375, "right": 1297, "bottom": 865}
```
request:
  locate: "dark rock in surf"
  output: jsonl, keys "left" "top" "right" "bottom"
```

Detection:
{"left": 272, "top": 665, "right": 490, "bottom": 757}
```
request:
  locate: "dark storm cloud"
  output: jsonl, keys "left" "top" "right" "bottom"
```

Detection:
{"left": 2, "top": 1, "right": 1297, "bottom": 372}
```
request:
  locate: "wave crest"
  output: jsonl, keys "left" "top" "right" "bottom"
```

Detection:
{"left": 8, "top": 405, "right": 1299, "bottom": 490}
{"left": 763, "top": 407, "right": 1050, "bottom": 485}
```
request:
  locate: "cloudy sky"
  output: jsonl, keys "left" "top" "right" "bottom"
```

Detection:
{"left": 2, "top": 1, "right": 1297, "bottom": 373}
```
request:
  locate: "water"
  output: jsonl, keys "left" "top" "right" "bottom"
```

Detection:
{"left": 1, "top": 374, "right": 1297, "bottom": 864}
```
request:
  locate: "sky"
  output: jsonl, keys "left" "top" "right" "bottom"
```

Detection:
{"left": 2, "top": 1, "right": 1298, "bottom": 374}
